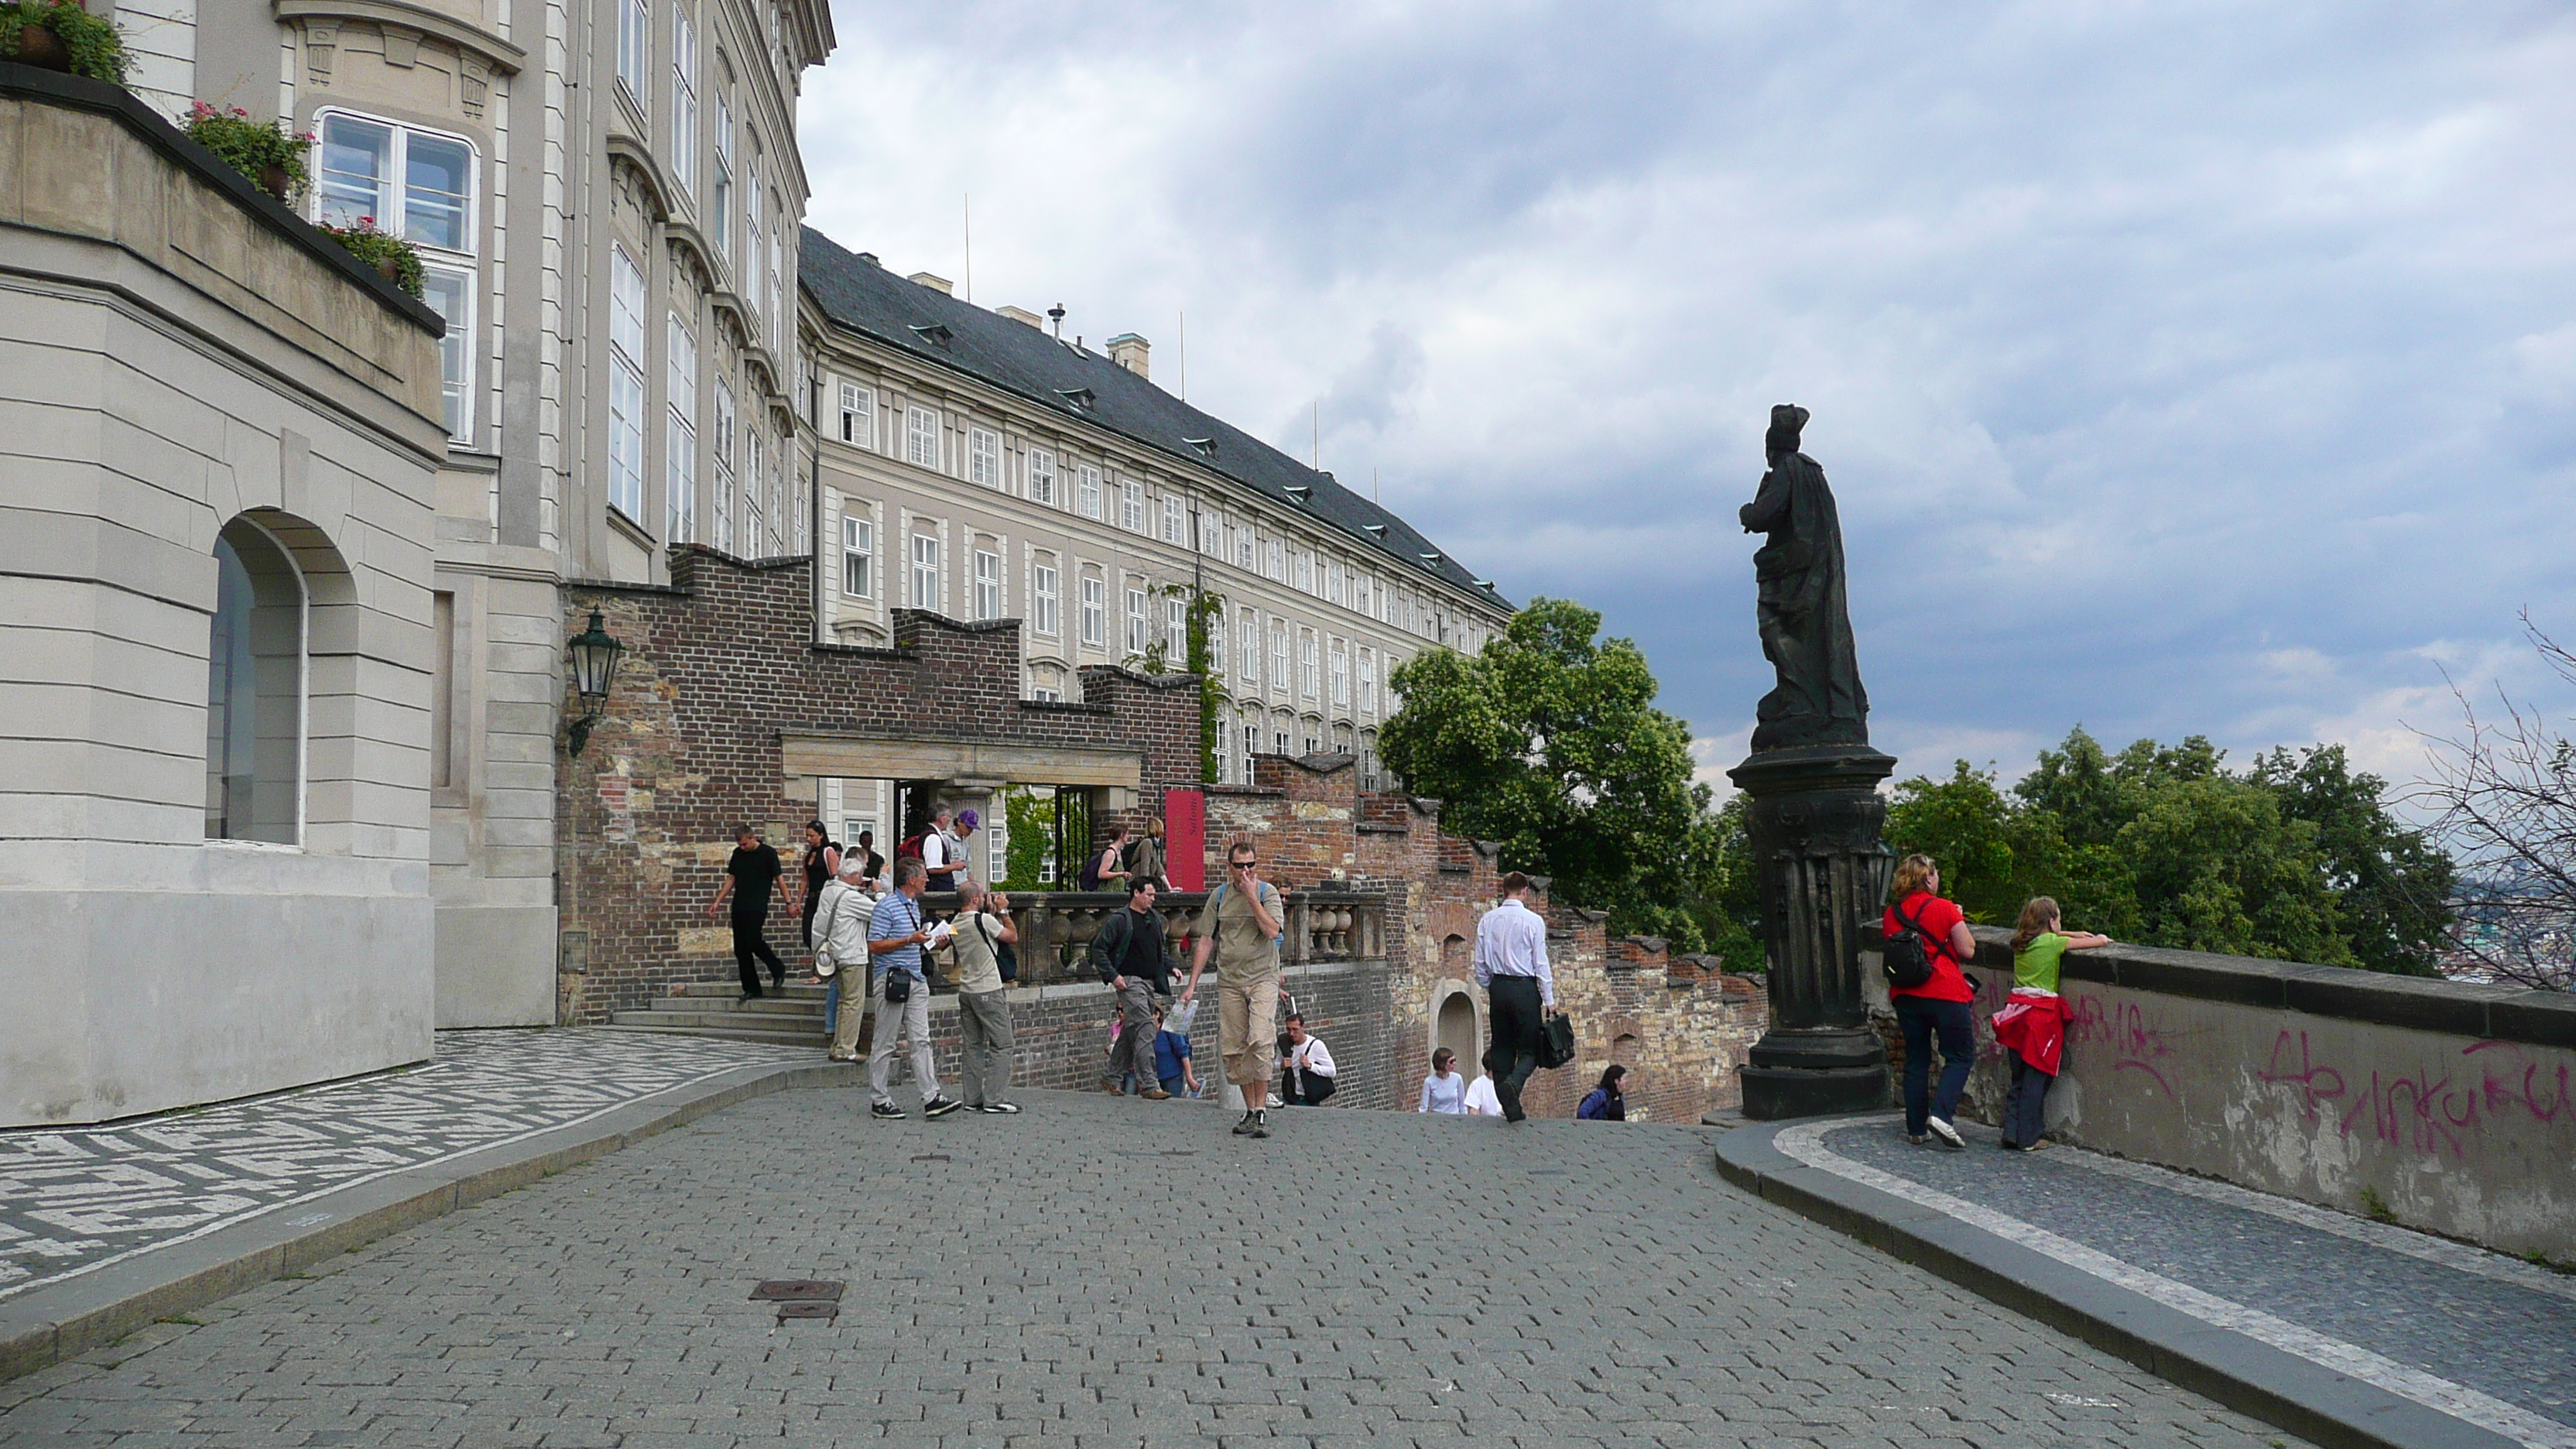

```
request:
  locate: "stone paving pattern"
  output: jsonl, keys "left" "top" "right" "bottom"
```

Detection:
{"left": 1817, "top": 1116, "right": 2576, "bottom": 1434}
{"left": 0, "top": 1088, "right": 2312, "bottom": 1448}
{"left": 0, "top": 1032, "right": 814, "bottom": 1303}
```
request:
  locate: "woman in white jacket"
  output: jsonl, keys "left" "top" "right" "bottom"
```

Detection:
{"left": 811, "top": 861, "right": 880, "bottom": 1061}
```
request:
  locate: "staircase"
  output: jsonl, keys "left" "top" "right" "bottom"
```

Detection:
{"left": 601, "top": 981, "right": 835, "bottom": 1048}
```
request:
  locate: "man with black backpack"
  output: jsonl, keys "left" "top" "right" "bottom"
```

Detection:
{"left": 1091, "top": 879, "right": 1170, "bottom": 1100}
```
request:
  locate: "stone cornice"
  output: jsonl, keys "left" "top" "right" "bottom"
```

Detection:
{"left": 272, "top": 0, "right": 527, "bottom": 74}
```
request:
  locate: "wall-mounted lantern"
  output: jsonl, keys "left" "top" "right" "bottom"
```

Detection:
{"left": 564, "top": 608, "right": 624, "bottom": 757}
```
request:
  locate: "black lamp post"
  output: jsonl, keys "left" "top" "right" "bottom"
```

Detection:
{"left": 564, "top": 608, "right": 624, "bottom": 757}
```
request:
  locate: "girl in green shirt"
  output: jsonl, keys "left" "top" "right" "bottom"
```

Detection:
{"left": 1996, "top": 898, "right": 2112, "bottom": 1150}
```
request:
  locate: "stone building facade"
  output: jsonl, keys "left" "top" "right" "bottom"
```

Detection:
{"left": 0, "top": 69, "right": 450, "bottom": 1124}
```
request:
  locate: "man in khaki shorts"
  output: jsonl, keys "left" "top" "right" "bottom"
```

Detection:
{"left": 1179, "top": 836, "right": 1284, "bottom": 1139}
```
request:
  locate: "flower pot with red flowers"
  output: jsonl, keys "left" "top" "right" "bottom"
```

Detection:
{"left": 0, "top": 0, "right": 127, "bottom": 81}
{"left": 320, "top": 218, "right": 425, "bottom": 299}
{"left": 183, "top": 101, "right": 314, "bottom": 203}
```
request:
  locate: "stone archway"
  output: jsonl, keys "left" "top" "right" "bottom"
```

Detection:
{"left": 1429, "top": 981, "right": 1485, "bottom": 1084}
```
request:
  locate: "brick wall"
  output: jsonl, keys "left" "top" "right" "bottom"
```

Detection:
{"left": 557, "top": 546, "right": 1203, "bottom": 1023}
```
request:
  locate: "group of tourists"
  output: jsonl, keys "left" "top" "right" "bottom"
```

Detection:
{"left": 1882, "top": 852, "right": 2112, "bottom": 1151}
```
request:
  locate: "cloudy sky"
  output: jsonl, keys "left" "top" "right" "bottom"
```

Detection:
{"left": 801, "top": 2, "right": 2576, "bottom": 798}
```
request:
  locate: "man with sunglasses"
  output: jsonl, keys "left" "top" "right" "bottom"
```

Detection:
{"left": 1180, "top": 836, "right": 1285, "bottom": 1139}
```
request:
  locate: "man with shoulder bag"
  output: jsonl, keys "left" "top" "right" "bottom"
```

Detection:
{"left": 944, "top": 881, "right": 1021, "bottom": 1115}
{"left": 810, "top": 858, "right": 877, "bottom": 1061}
{"left": 1474, "top": 872, "right": 1558, "bottom": 1122}
{"left": 865, "top": 859, "right": 962, "bottom": 1120}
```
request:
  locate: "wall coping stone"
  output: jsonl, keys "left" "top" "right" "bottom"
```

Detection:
{"left": 1964, "top": 924, "right": 2573, "bottom": 1050}
{"left": 0, "top": 61, "right": 443, "bottom": 332}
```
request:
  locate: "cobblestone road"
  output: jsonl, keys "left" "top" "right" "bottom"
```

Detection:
{"left": 0, "top": 1088, "right": 2311, "bottom": 1448}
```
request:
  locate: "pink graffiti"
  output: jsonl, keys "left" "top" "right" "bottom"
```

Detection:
{"left": 2067, "top": 993, "right": 2180, "bottom": 1099}
{"left": 2254, "top": 1032, "right": 2571, "bottom": 1161}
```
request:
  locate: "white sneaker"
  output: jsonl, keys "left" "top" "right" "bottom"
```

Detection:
{"left": 1265, "top": 1092, "right": 1284, "bottom": 1109}
{"left": 1926, "top": 1116, "right": 1965, "bottom": 1149}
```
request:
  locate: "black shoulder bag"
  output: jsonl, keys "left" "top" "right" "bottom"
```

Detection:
{"left": 1882, "top": 896, "right": 1940, "bottom": 990}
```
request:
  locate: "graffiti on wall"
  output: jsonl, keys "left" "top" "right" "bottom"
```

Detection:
{"left": 2254, "top": 1029, "right": 2571, "bottom": 1160}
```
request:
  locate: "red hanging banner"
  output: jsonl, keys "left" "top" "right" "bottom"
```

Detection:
{"left": 1163, "top": 789, "right": 1205, "bottom": 892}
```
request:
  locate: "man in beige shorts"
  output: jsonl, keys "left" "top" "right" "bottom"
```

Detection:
{"left": 1179, "top": 836, "right": 1284, "bottom": 1139}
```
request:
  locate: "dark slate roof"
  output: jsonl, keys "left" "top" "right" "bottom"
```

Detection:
{"left": 800, "top": 227, "right": 1507, "bottom": 608}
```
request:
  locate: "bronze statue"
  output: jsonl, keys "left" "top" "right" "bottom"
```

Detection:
{"left": 1739, "top": 405, "right": 1869, "bottom": 751}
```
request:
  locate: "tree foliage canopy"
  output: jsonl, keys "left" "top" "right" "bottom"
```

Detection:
{"left": 1886, "top": 728, "right": 2454, "bottom": 974}
{"left": 1380, "top": 599, "right": 1714, "bottom": 946}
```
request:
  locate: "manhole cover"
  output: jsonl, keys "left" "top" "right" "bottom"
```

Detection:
{"left": 776, "top": 1301, "right": 839, "bottom": 1321}
{"left": 909, "top": 1154, "right": 951, "bottom": 1163}
{"left": 751, "top": 1279, "right": 844, "bottom": 1302}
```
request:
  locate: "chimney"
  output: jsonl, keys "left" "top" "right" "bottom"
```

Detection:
{"left": 1105, "top": 333, "right": 1149, "bottom": 379}
{"left": 996, "top": 305, "right": 1046, "bottom": 329}
{"left": 908, "top": 272, "right": 953, "bottom": 295}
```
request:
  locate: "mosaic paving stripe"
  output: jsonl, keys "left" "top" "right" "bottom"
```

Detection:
{"left": 0, "top": 1031, "right": 814, "bottom": 1303}
{"left": 1782, "top": 1117, "right": 2576, "bottom": 1449}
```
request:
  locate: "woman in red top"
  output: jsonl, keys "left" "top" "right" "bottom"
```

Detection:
{"left": 1884, "top": 854, "right": 1982, "bottom": 1148}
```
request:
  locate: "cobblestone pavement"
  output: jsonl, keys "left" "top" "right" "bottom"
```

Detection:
{"left": 0, "top": 1031, "right": 814, "bottom": 1303}
{"left": 0, "top": 1088, "right": 2313, "bottom": 1449}
{"left": 1798, "top": 1115, "right": 2576, "bottom": 1447}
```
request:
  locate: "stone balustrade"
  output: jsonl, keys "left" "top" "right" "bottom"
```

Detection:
{"left": 924, "top": 888, "right": 1389, "bottom": 985}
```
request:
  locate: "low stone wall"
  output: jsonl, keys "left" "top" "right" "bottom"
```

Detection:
{"left": 1870, "top": 930, "right": 2576, "bottom": 1259}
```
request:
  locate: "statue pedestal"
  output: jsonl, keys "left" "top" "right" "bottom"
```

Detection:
{"left": 1729, "top": 744, "right": 1897, "bottom": 1121}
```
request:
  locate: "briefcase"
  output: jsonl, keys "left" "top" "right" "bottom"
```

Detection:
{"left": 1539, "top": 1012, "right": 1577, "bottom": 1070}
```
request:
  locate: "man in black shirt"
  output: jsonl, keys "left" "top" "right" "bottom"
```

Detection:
{"left": 851, "top": 830, "right": 888, "bottom": 889}
{"left": 705, "top": 823, "right": 787, "bottom": 999}
{"left": 1091, "top": 879, "right": 1170, "bottom": 1100}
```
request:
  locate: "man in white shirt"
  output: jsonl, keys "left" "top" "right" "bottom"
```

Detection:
{"left": 1472, "top": 871, "right": 1553, "bottom": 1122}
{"left": 1279, "top": 1013, "right": 1336, "bottom": 1106}
{"left": 920, "top": 807, "right": 964, "bottom": 892}
{"left": 1463, "top": 1074, "right": 1506, "bottom": 1117}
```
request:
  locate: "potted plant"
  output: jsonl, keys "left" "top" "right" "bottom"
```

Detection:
{"left": 320, "top": 217, "right": 425, "bottom": 299}
{"left": 185, "top": 101, "right": 313, "bottom": 202}
{"left": 0, "top": 0, "right": 127, "bottom": 82}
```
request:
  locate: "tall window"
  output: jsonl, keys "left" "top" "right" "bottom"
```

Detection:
{"left": 1299, "top": 630, "right": 1318, "bottom": 700}
{"left": 1209, "top": 610, "right": 1226, "bottom": 675}
{"left": 607, "top": 247, "right": 646, "bottom": 522}
{"left": 905, "top": 405, "right": 940, "bottom": 470}
{"left": 1359, "top": 646, "right": 1377, "bottom": 714}
{"left": 1330, "top": 564, "right": 1347, "bottom": 608}
{"left": 670, "top": 9, "right": 696, "bottom": 195}
{"left": 1294, "top": 548, "right": 1314, "bottom": 594}
{"left": 1199, "top": 512, "right": 1220, "bottom": 556}
{"left": 1028, "top": 447, "right": 1056, "bottom": 505}
{"left": 1241, "top": 721, "right": 1260, "bottom": 769}
{"left": 909, "top": 532, "right": 941, "bottom": 611}
{"left": 974, "top": 548, "right": 1002, "bottom": 620}
{"left": 417, "top": 269, "right": 471, "bottom": 442}
{"left": 1330, "top": 638, "right": 1349, "bottom": 707}
{"left": 1077, "top": 464, "right": 1102, "bottom": 519}
{"left": 1081, "top": 575, "right": 1105, "bottom": 648}
{"left": 1357, "top": 574, "right": 1374, "bottom": 618}
{"left": 1269, "top": 620, "right": 1288, "bottom": 692}
{"left": 711, "top": 94, "right": 732, "bottom": 261}
{"left": 838, "top": 382, "right": 874, "bottom": 448}
{"left": 1163, "top": 494, "right": 1186, "bottom": 544}
{"left": 711, "top": 379, "right": 735, "bottom": 550}
{"left": 1125, "top": 587, "right": 1148, "bottom": 656}
{"left": 615, "top": 0, "right": 648, "bottom": 108}
{"left": 665, "top": 314, "right": 697, "bottom": 541}
{"left": 1238, "top": 610, "right": 1258, "bottom": 684}
{"left": 204, "top": 516, "right": 303, "bottom": 845}
{"left": 1235, "top": 525, "right": 1254, "bottom": 572}
{"left": 841, "top": 512, "right": 873, "bottom": 597}
{"left": 1119, "top": 479, "right": 1144, "bottom": 533}
{"left": 968, "top": 426, "right": 1002, "bottom": 488}
{"left": 1265, "top": 538, "right": 1283, "bottom": 581}
{"left": 742, "top": 143, "right": 762, "bottom": 324}
{"left": 1166, "top": 598, "right": 1187, "bottom": 662}
{"left": 769, "top": 220, "right": 784, "bottom": 354}
{"left": 1033, "top": 560, "right": 1060, "bottom": 636}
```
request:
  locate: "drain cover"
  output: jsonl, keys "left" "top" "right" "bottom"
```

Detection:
{"left": 909, "top": 1153, "right": 951, "bottom": 1163}
{"left": 751, "top": 1279, "right": 844, "bottom": 1301}
{"left": 776, "top": 1301, "right": 839, "bottom": 1321}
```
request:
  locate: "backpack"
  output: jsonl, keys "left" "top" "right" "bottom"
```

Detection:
{"left": 1882, "top": 895, "right": 1940, "bottom": 991}
{"left": 968, "top": 911, "right": 1018, "bottom": 985}
{"left": 897, "top": 831, "right": 929, "bottom": 862}
{"left": 1211, "top": 881, "right": 1284, "bottom": 952}
{"left": 1079, "top": 844, "right": 1116, "bottom": 892}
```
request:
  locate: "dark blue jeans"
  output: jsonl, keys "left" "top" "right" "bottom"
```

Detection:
{"left": 2004, "top": 1051, "right": 2050, "bottom": 1146}
{"left": 1895, "top": 995, "right": 1974, "bottom": 1136}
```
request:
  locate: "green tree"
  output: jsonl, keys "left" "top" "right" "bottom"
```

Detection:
{"left": 1885, "top": 761, "right": 2040, "bottom": 924}
{"left": 1676, "top": 795, "right": 1764, "bottom": 974}
{"left": 2118, "top": 774, "right": 2350, "bottom": 964}
{"left": 2251, "top": 745, "right": 2454, "bottom": 977}
{"left": 1379, "top": 598, "right": 1708, "bottom": 944}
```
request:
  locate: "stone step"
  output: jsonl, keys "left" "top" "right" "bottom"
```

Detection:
{"left": 641, "top": 996, "right": 827, "bottom": 1017}
{"left": 660, "top": 982, "right": 830, "bottom": 1002}
{"left": 593, "top": 1021, "right": 829, "bottom": 1049}
{"left": 614, "top": 1008, "right": 825, "bottom": 1031}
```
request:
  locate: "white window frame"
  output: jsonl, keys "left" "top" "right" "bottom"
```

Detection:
{"left": 838, "top": 382, "right": 875, "bottom": 449}
{"left": 841, "top": 512, "right": 874, "bottom": 598}
{"left": 1033, "top": 560, "right": 1060, "bottom": 637}
{"left": 1081, "top": 575, "right": 1105, "bottom": 649}
{"left": 1120, "top": 478, "right": 1145, "bottom": 533}
{"left": 1166, "top": 598, "right": 1187, "bottom": 662}
{"left": 1299, "top": 629, "right": 1319, "bottom": 701}
{"left": 607, "top": 245, "right": 647, "bottom": 524}
{"left": 417, "top": 265, "right": 473, "bottom": 444}
{"left": 905, "top": 404, "right": 940, "bottom": 471}
{"left": 974, "top": 547, "right": 1002, "bottom": 621}
{"left": 743, "top": 426, "right": 763, "bottom": 545}
{"left": 1238, "top": 611, "right": 1258, "bottom": 685}
{"left": 1162, "top": 494, "right": 1187, "bottom": 545}
{"left": 1125, "top": 586, "right": 1148, "bottom": 656}
{"left": 1359, "top": 646, "right": 1377, "bottom": 715}
{"left": 1269, "top": 621, "right": 1289, "bottom": 694}
{"left": 1208, "top": 610, "right": 1226, "bottom": 676}
{"left": 1077, "top": 464, "right": 1103, "bottom": 520}
{"left": 615, "top": 0, "right": 649, "bottom": 109}
{"left": 665, "top": 312, "right": 698, "bottom": 543}
{"left": 968, "top": 426, "right": 1002, "bottom": 488}
{"left": 1329, "top": 637, "right": 1349, "bottom": 708}
{"left": 1265, "top": 538, "right": 1283, "bottom": 581}
{"left": 909, "top": 531, "right": 942, "bottom": 612}
{"left": 711, "top": 379, "right": 735, "bottom": 551}
{"left": 670, "top": 8, "right": 697, "bottom": 197}
{"left": 711, "top": 93, "right": 733, "bottom": 262}
{"left": 1028, "top": 447, "right": 1057, "bottom": 505}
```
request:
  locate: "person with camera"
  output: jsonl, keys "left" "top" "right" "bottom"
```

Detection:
{"left": 866, "top": 858, "right": 961, "bottom": 1120}
{"left": 947, "top": 880, "right": 1020, "bottom": 1115}
{"left": 1180, "top": 836, "right": 1286, "bottom": 1139}
{"left": 1472, "top": 871, "right": 1554, "bottom": 1122}
{"left": 1883, "top": 853, "right": 1982, "bottom": 1149}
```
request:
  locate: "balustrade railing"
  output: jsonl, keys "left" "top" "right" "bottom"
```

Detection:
{"left": 913, "top": 888, "right": 1387, "bottom": 988}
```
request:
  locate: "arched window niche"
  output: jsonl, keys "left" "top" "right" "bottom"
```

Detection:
{"left": 205, "top": 516, "right": 305, "bottom": 844}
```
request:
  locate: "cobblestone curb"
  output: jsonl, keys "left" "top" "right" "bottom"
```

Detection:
{"left": 0, "top": 1059, "right": 859, "bottom": 1386}
{"left": 1714, "top": 1118, "right": 2522, "bottom": 1449}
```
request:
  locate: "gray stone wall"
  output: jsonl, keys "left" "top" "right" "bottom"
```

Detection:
{"left": 0, "top": 72, "right": 449, "bottom": 1124}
